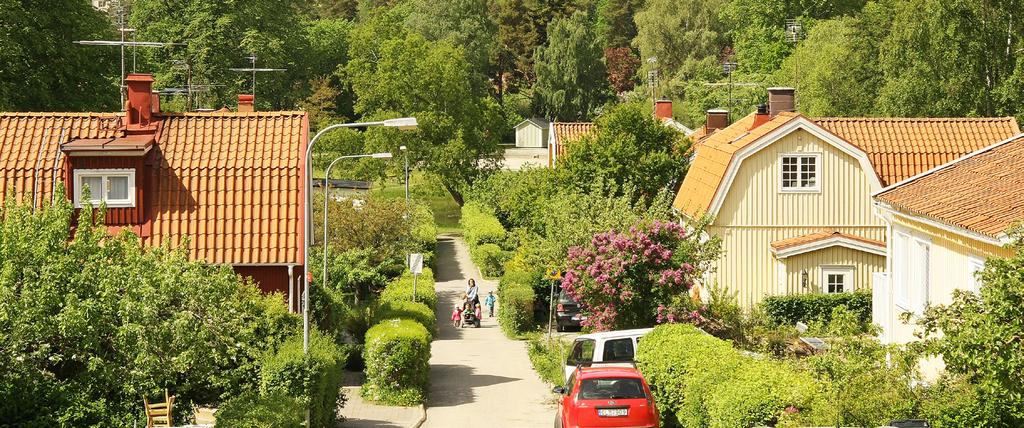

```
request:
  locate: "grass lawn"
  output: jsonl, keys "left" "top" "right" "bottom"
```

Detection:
{"left": 371, "top": 172, "right": 461, "bottom": 234}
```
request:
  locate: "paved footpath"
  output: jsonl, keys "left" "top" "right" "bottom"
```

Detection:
{"left": 421, "top": 236, "right": 554, "bottom": 428}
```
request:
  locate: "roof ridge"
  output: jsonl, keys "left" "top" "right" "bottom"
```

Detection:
{"left": 813, "top": 116, "right": 1017, "bottom": 122}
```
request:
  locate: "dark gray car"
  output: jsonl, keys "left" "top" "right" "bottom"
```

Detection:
{"left": 555, "top": 290, "right": 584, "bottom": 332}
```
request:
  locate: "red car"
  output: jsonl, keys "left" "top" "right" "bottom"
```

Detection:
{"left": 553, "top": 365, "right": 660, "bottom": 428}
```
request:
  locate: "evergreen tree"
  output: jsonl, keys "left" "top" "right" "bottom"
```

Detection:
{"left": 532, "top": 12, "right": 612, "bottom": 121}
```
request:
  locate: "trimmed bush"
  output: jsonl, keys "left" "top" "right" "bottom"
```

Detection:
{"left": 379, "top": 267, "right": 437, "bottom": 310}
{"left": 362, "top": 319, "right": 431, "bottom": 405}
{"left": 373, "top": 300, "right": 436, "bottom": 339}
{"left": 761, "top": 290, "right": 871, "bottom": 327}
{"left": 460, "top": 202, "right": 507, "bottom": 247}
{"left": 259, "top": 330, "right": 349, "bottom": 428}
{"left": 215, "top": 390, "right": 303, "bottom": 428}
{"left": 636, "top": 324, "right": 822, "bottom": 428}
{"left": 474, "top": 242, "right": 510, "bottom": 277}
{"left": 498, "top": 269, "right": 537, "bottom": 338}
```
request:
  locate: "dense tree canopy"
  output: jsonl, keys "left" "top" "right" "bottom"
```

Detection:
{"left": 532, "top": 12, "right": 612, "bottom": 121}
{"left": 0, "top": 0, "right": 118, "bottom": 111}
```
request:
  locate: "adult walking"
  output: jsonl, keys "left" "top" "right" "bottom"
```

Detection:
{"left": 466, "top": 278, "right": 480, "bottom": 307}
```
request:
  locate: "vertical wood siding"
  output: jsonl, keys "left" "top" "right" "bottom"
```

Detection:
{"left": 783, "top": 246, "right": 885, "bottom": 293}
{"left": 706, "top": 129, "right": 886, "bottom": 306}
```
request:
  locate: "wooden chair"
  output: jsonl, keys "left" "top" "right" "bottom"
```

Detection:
{"left": 143, "top": 389, "right": 174, "bottom": 428}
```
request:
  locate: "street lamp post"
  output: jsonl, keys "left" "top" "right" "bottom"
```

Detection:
{"left": 322, "top": 152, "right": 393, "bottom": 308}
{"left": 303, "top": 117, "right": 417, "bottom": 355}
{"left": 400, "top": 145, "right": 409, "bottom": 204}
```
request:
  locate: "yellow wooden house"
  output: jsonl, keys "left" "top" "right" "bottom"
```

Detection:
{"left": 674, "top": 88, "right": 1020, "bottom": 306}
{"left": 872, "top": 134, "right": 1024, "bottom": 350}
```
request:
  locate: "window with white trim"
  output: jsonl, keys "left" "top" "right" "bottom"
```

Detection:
{"left": 893, "top": 231, "right": 912, "bottom": 309}
{"left": 967, "top": 256, "right": 985, "bottom": 294}
{"left": 909, "top": 239, "right": 931, "bottom": 313}
{"left": 780, "top": 154, "right": 819, "bottom": 191}
{"left": 821, "top": 266, "right": 854, "bottom": 293}
{"left": 73, "top": 169, "right": 136, "bottom": 208}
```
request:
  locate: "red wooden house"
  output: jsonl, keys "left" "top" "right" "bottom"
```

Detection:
{"left": 0, "top": 74, "right": 306, "bottom": 311}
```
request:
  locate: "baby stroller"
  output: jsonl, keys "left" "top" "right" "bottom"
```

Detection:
{"left": 462, "top": 307, "right": 481, "bottom": 328}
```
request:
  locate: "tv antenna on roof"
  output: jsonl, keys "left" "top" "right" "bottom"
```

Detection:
{"left": 229, "top": 54, "right": 286, "bottom": 101}
{"left": 74, "top": 1, "right": 183, "bottom": 106}
{"left": 786, "top": 18, "right": 802, "bottom": 109}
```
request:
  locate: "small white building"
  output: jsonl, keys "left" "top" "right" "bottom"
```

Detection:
{"left": 514, "top": 118, "right": 550, "bottom": 148}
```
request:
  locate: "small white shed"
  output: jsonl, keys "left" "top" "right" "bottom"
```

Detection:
{"left": 514, "top": 118, "right": 550, "bottom": 148}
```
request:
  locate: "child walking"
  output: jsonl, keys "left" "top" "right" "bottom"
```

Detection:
{"left": 451, "top": 304, "right": 462, "bottom": 328}
{"left": 484, "top": 291, "right": 497, "bottom": 317}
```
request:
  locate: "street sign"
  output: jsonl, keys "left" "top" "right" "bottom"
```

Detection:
{"left": 408, "top": 253, "right": 424, "bottom": 274}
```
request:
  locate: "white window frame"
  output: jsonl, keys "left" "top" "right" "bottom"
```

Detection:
{"left": 908, "top": 236, "right": 932, "bottom": 314}
{"left": 820, "top": 265, "right": 854, "bottom": 294}
{"left": 73, "top": 168, "right": 136, "bottom": 208}
{"left": 967, "top": 255, "right": 985, "bottom": 294}
{"left": 892, "top": 230, "right": 912, "bottom": 311}
{"left": 779, "top": 153, "right": 821, "bottom": 193}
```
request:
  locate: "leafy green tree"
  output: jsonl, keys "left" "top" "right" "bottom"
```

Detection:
{"left": 130, "top": 0, "right": 310, "bottom": 110}
{"left": 595, "top": 0, "right": 644, "bottom": 48}
{"left": 0, "top": 0, "right": 118, "bottom": 111}
{"left": 346, "top": 12, "right": 503, "bottom": 205}
{"left": 877, "top": 0, "right": 1024, "bottom": 118}
{"left": 557, "top": 102, "right": 688, "bottom": 200}
{"left": 633, "top": 0, "right": 725, "bottom": 82}
{"left": 0, "top": 194, "right": 298, "bottom": 426}
{"left": 916, "top": 230, "right": 1024, "bottom": 425}
{"left": 776, "top": 14, "right": 886, "bottom": 116}
{"left": 404, "top": 0, "right": 496, "bottom": 77}
{"left": 532, "top": 12, "right": 612, "bottom": 121}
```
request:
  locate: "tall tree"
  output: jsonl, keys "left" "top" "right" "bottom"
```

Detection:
{"left": 130, "top": 0, "right": 310, "bottom": 110}
{"left": 346, "top": 11, "right": 503, "bottom": 205}
{"left": 633, "top": 0, "right": 725, "bottom": 81}
{"left": 0, "top": 0, "right": 118, "bottom": 111}
{"left": 532, "top": 12, "right": 612, "bottom": 121}
{"left": 877, "top": 0, "right": 1023, "bottom": 117}
{"left": 595, "top": 0, "right": 644, "bottom": 48}
{"left": 404, "top": 0, "right": 496, "bottom": 78}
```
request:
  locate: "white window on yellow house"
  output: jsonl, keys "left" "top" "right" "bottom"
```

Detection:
{"left": 967, "top": 256, "right": 985, "bottom": 294}
{"left": 821, "top": 266, "right": 854, "bottom": 293}
{"left": 73, "top": 169, "right": 136, "bottom": 208}
{"left": 780, "top": 153, "right": 820, "bottom": 192}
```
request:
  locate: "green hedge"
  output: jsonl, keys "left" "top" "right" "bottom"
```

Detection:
{"left": 498, "top": 269, "right": 537, "bottom": 338}
{"left": 636, "top": 324, "right": 820, "bottom": 428}
{"left": 761, "top": 290, "right": 872, "bottom": 327}
{"left": 361, "top": 319, "right": 431, "bottom": 405}
{"left": 379, "top": 267, "right": 437, "bottom": 310}
{"left": 215, "top": 391, "right": 303, "bottom": 428}
{"left": 373, "top": 300, "right": 436, "bottom": 339}
{"left": 460, "top": 202, "right": 507, "bottom": 247}
{"left": 474, "top": 242, "right": 510, "bottom": 277}
{"left": 258, "top": 330, "right": 349, "bottom": 428}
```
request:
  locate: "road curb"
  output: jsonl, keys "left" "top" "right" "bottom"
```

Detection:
{"left": 412, "top": 403, "right": 426, "bottom": 428}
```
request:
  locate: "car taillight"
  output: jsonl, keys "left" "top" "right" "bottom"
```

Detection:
{"left": 557, "top": 304, "right": 564, "bottom": 311}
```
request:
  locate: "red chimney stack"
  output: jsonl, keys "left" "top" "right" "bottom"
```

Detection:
{"left": 125, "top": 74, "right": 157, "bottom": 132}
{"left": 654, "top": 99, "right": 673, "bottom": 120}
{"left": 238, "top": 94, "right": 255, "bottom": 112}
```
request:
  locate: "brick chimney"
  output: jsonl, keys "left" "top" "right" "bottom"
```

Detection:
{"left": 750, "top": 104, "right": 770, "bottom": 130}
{"left": 767, "top": 87, "right": 796, "bottom": 117}
{"left": 125, "top": 74, "right": 156, "bottom": 131}
{"left": 654, "top": 99, "right": 673, "bottom": 120}
{"left": 238, "top": 94, "right": 254, "bottom": 112}
{"left": 706, "top": 109, "right": 729, "bottom": 133}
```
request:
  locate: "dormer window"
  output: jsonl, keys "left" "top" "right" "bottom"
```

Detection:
{"left": 73, "top": 169, "right": 136, "bottom": 208}
{"left": 780, "top": 153, "right": 820, "bottom": 192}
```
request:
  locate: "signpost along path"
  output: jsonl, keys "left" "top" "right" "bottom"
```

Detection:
{"left": 408, "top": 253, "right": 424, "bottom": 302}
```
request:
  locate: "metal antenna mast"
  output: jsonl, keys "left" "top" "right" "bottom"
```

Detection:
{"left": 786, "top": 18, "right": 803, "bottom": 109}
{"left": 229, "top": 54, "right": 286, "bottom": 101}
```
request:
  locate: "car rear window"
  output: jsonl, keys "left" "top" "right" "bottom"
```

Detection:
{"left": 567, "top": 339, "right": 595, "bottom": 365}
{"left": 578, "top": 378, "right": 646, "bottom": 400}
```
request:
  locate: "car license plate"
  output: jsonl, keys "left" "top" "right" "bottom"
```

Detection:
{"left": 598, "top": 408, "right": 628, "bottom": 417}
{"left": 571, "top": 314, "right": 582, "bottom": 321}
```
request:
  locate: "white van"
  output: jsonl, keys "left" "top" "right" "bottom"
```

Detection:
{"left": 563, "top": 328, "right": 653, "bottom": 382}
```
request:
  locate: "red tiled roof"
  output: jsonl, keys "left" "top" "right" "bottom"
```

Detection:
{"left": 770, "top": 230, "right": 886, "bottom": 252}
{"left": 875, "top": 134, "right": 1024, "bottom": 239}
{"left": 0, "top": 111, "right": 307, "bottom": 265}
{"left": 551, "top": 122, "right": 595, "bottom": 159}
{"left": 814, "top": 117, "right": 1020, "bottom": 186}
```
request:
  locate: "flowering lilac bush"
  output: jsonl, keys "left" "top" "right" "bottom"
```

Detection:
{"left": 561, "top": 220, "right": 718, "bottom": 330}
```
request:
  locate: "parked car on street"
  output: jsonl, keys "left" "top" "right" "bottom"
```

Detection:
{"left": 563, "top": 328, "right": 653, "bottom": 382}
{"left": 553, "top": 365, "right": 660, "bottom": 428}
{"left": 556, "top": 290, "right": 584, "bottom": 332}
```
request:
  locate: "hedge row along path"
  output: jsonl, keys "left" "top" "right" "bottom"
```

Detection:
{"left": 422, "top": 235, "right": 553, "bottom": 427}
